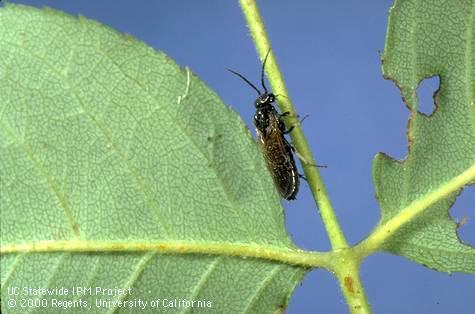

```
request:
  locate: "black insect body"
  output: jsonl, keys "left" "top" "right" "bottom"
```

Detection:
{"left": 254, "top": 101, "right": 300, "bottom": 200}
{"left": 228, "top": 51, "right": 300, "bottom": 200}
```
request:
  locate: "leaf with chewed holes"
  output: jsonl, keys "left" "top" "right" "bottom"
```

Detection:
{"left": 0, "top": 5, "right": 308, "bottom": 313}
{"left": 374, "top": 0, "right": 475, "bottom": 272}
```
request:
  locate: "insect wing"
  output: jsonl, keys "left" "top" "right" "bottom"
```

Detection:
{"left": 256, "top": 120, "right": 299, "bottom": 200}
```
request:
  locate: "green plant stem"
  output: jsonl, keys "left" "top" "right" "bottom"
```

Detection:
{"left": 333, "top": 256, "right": 371, "bottom": 314}
{"left": 238, "top": 0, "right": 347, "bottom": 251}
{"left": 238, "top": 1, "right": 371, "bottom": 313}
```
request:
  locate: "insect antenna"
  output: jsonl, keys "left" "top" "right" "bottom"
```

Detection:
{"left": 226, "top": 68, "right": 261, "bottom": 96}
{"left": 260, "top": 48, "right": 272, "bottom": 94}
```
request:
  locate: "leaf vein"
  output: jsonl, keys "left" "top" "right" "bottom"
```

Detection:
{"left": 242, "top": 264, "right": 282, "bottom": 314}
{"left": 0, "top": 253, "right": 24, "bottom": 288}
{"left": 89, "top": 46, "right": 255, "bottom": 238}
{"left": 0, "top": 115, "right": 80, "bottom": 239}
{"left": 2, "top": 39, "right": 173, "bottom": 239}
{"left": 181, "top": 257, "right": 221, "bottom": 314}
{"left": 109, "top": 252, "right": 156, "bottom": 314}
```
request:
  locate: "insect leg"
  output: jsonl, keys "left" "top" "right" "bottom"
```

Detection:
{"left": 298, "top": 173, "right": 308, "bottom": 181}
{"left": 279, "top": 112, "right": 308, "bottom": 123}
{"left": 292, "top": 147, "right": 327, "bottom": 168}
{"left": 280, "top": 111, "right": 291, "bottom": 118}
{"left": 281, "top": 113, "right": 309, "bottom": 134}
{"left": 279, "top": 112, "right": 297, "bottom": 134}
{"left": 283, "top": 126, "right": 294, "bottom": 134}
{"left": 299, "top": 114, "right": 310, "bottom": 124}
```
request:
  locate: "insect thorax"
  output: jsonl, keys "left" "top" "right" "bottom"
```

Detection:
{"left": 253, "top": 105, "right": 286, "bottom": 136}
{"left": 253, "top": 106, "right": 274, "bottom": 133}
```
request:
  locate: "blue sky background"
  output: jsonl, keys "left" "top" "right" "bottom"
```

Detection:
{"left": 3, "top": 1, "right": 474, "bottom": 313}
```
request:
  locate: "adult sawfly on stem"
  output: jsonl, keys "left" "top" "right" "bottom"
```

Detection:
{"left": 227, "top": 50, "right": 301, "bottom": 200}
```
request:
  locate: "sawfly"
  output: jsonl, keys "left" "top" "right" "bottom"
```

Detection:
{"left": 227, "top": 50, "right": 301, "bottom": 200}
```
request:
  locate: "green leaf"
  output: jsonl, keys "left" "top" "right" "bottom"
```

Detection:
{"left": 0, "top": 5, "right": 306, "bottom": 312}
{"left": 374, "top": 0, "right": 475, "bottom": 272}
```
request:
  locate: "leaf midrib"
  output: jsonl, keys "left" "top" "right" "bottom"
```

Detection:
{"left": 0, "top": 240, "right": 330, "bottom": 269}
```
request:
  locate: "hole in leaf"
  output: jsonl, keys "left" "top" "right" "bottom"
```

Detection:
{"left": 416, "top": 76, "right": 440, "bottom": 116}
{"left": 450, "top": 185, "right": 474, "bottom": 246}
